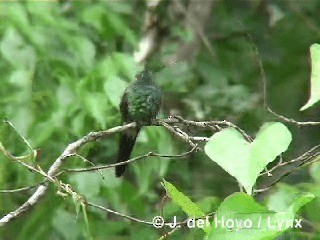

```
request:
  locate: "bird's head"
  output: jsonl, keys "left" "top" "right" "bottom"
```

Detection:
{"left": 135, "top": 70, "right": 153, "bottom": 84}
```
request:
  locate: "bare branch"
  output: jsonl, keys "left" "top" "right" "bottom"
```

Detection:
{"left": 169, "top": 0, "right": 215, "bottom": 64}
{"left": 0, "top": 122, "right": 137, "bottom": 227}
{"left": 259, "top": 144, "right": 320, "bottom": 177}
{"left": 134, "top": 0, "right": 164, "bottom": 63}
{"left": 267, "top": 107, "right": 320, "bottom": 126}
{"left": 286, "top": 0, "right": 320, "bottom": 36}
{"left": 70, "top": 153, "right": 105, "bottom": 179}
{"left": 158, "top": 226, "right": 182, "bottom": 240}
{"left": 165, "top": 116, "right": 253, "bottom": 142}
{"left": 88, "top": 202, "right": 215, "bottom": 231}
{"left": 246, "top": 33, "right": 320, "bottom": 126}
{"left": 87, "top": 202, "right": 154, "bottom": 225}
{"left": 159, "top": 120, "right": 201, "bottom": 150}
{"left": 3, "top": 120, "right": 33, "bottom": 150}
{"left": 0, "top": 181, "right": 47, "bottom": 194}
{"left": 255, "top": 144, "right": 320, "bottom": 194}
{"left": 1, "top": 115, "right": 318, "bottom": 227}
{"left": 212, "top": 30, "right": 250, "bottom": 42}
{"left": 60, "top": 145, "right": 198, "bottom": 174}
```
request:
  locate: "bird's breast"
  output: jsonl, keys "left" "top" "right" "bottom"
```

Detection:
{"left": 127, "top": 85, "right": 161, "bottom": 124}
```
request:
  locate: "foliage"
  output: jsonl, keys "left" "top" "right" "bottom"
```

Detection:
{"left": 207, "top": 192, "right": 314, "bottom": 240}
{"left": 205, "top": 122, "right": 292, "bottom": 195}
{"left": 300, "top": 44, "right": 320, "bottom": 111}
{"left": 162, "top": 179, "right": 209, "bottom": 233}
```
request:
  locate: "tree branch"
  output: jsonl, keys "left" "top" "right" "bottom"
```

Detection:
{"left": 1, "top": 115, "right": 319, "bottom": 227}
{"left": 0, "top": 180, "right": 48, "bottom": 194}
{"left": 0, "top": 122, "right": 137, "bottom": 226}
{"left": 59, "top": 145, "right": 198, "bottom": 174}
{"left": 246, "top": 33, "right": 320, "bottom": 126}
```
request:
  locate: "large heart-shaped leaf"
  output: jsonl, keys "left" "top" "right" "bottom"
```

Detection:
{"left": 204, "top": 122, "right": 292, "bottom": 195}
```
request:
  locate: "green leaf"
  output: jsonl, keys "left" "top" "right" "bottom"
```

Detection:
{"left": 69, "top": 173, "right": 102, "bottom": 198}
{"left": 26, "top": 2, "right": 58, "bottom": 21}
{"left": 9, "top": 69, "right": 31, "bottom": 88}
{"left": 162, "top": 180, "right": 210, "bottom": 233}
{"left": 97, "top": 53, "right": 138, "bottom": 80}
{"left": 207, "top": 192, "right": 311, "bottom": 240}
{"left": 29, "top": 120, "right": 55, "bottom": 146}
{"left": 105, "top": 11, "right": 137, "bottom": 46}
{"left": 162, "top": 180, "right": 206, "bottom": 218}
{"left": 155, "top": 129, "right": 173, "bottom": 177}
{"left": 71, "top": 36, "right": 96, "bottom": 71}
{"left": 300, "top": 43, "right": 320, "bottom": 110}
{"left": 266, "top": 183, "right": 301, "bottom": 212}
{"left": 204, "top": 122, "right": 292, "bottom": 195}
{"left": 56, "top": 84, "right": 75, "bottom": 107}
{"left": 80, "top": 5, "right": 106, "bottom": 32}
{"left": 266, "top": 183, "right": 315, "bottom": 213}
{"left": 81, "top": 203, "right": 92, "bottom": 240}
{"left": 105, "top": 1, "right": 133, "bottom": 14}
{"left": 82, "top": 93, "right": 108, "bottom": 128}
{"left": 197, "top": 197, "right": 221, "bottom": 213}
{"left": 0, "top": 142, "right": 36, "bottom": 164}
{"left": 288, "top": 193, "right": 315, "bottom": 213}
{"left": 103, "top": 76, "right": 127, "bottom": 108}
{"left": 0, "top": 27, "right": 36, "bottom": 71}
{"left": 111, "top": 53, "right": 139, "bottom": 80}
{"left": 52, "top": 209, "right": 82, "bottom": 240}
{"left": 309, "top": 159, "right": 320, "bottom": 183}
{"left": 2, "top": 2, "right": 29, "bottom": 28}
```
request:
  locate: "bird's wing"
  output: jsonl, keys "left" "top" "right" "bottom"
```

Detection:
{"left": 120, "top": 90, "right": 129, "bottom": 122}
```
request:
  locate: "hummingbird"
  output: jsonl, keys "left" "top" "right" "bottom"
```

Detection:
{"left": 115, "top": 70, "right": 162, "bottom": 177}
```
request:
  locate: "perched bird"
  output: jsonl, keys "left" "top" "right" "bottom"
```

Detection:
{"left": 115, "top": 70, "right": 162, "bottom": 177}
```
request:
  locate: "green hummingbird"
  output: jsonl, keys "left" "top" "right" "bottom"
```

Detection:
{"left": 115, "top": 70, "right": 162, "bottom": 177}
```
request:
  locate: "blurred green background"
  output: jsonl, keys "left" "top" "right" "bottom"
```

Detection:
{"left": 0, "top": 1, "right": 319, "bottom": 239}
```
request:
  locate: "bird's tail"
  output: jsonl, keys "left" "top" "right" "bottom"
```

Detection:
{"left": 115, "top": 127, "right": 140, "bottom": 177}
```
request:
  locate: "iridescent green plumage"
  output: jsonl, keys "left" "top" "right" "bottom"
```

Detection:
{"left": 115, "top": 70, "right": 162, "bottom": 177}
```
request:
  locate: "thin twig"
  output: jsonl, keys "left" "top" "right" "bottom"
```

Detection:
{"left": 267, "top": 107, "right": 320, "bottom": 126}
{"left": 166, "top": 116, "right": 253, "bottom": 142}
{"left": 69, "top": 153, "right": 105, "bottom": 179}
{"left": 88, "top": 202, "right": 215, "bottom": 230}
{"left": 259, "top": 144, "right": 320, "bottom": 177}
{"left": 3, "top": 120, "right": 33, "bottom": 150}
{"left": 245, "top": 33, "right": 268, "bottom": 108}
{"left": 246, "top": 32, "right": 320, "bottom": 126}
{"left": 134, "top": 0, "right": 164, "bottom": 63}
{"left": 159, "top": 120, "right": 201, "bottom": 150}
{"left": 0, "top": 180, "right": 47, "bottom": 194}
{"left": 87, "top": 202, "right": 155, "bottom": 225}
{"left": 158, "top": 226, "right": 182, "bottom": 240}
{"left": 2, "top": 114, "right": 319, "bottom": 227}
{"left": 255, "top": 145, "right": 320, "bottom": 193}
{"left": 213, "top": 30, "right": 250, "bottom": 42}
{"left": 173, "top": 0, "right": 215, "bottom": 59}
{"left": 60, "top": 145, "right": 198, "bottom": 174}
{"left": 286, "top": 0, "right": 320, "bottom": 36}
{"left": 0, "top": 122, "right": 137, "bottom": 227}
